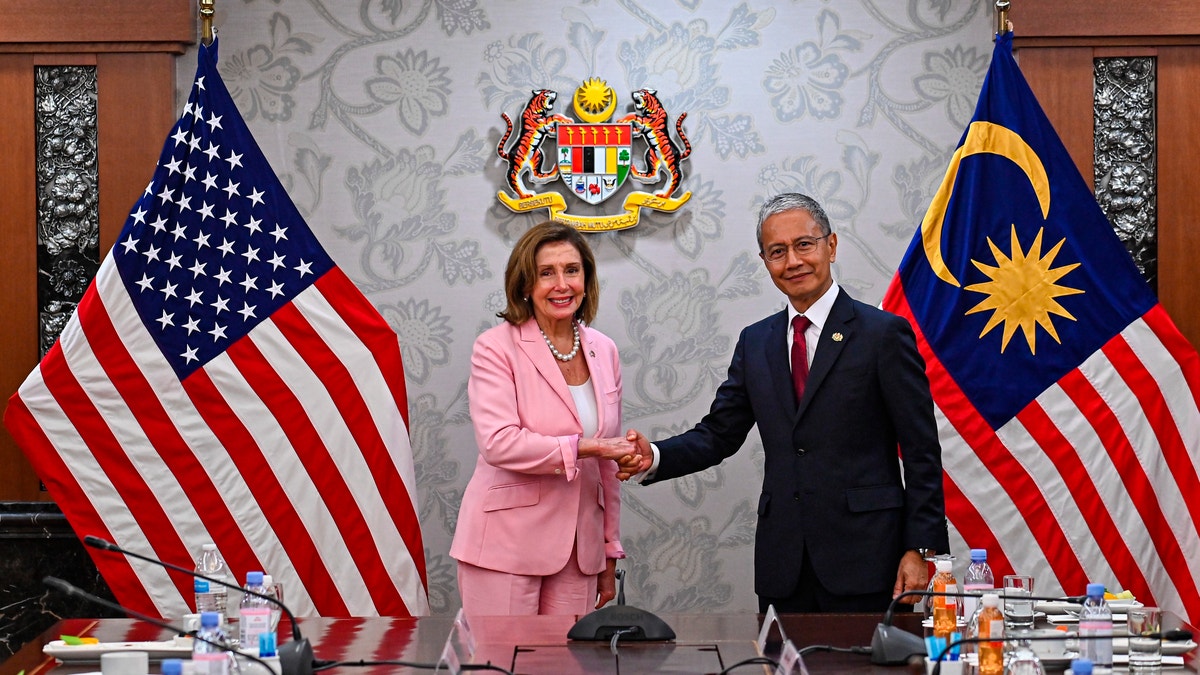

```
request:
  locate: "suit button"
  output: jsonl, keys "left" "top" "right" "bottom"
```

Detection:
{"left": 796, "top": 447, "right": 806, "bottom": 456}
{"left": 793, "top": 492, "right": 801, "bottom": 501}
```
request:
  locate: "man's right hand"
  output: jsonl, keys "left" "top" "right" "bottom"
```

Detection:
{"left": 615, "top": 429, "right": 653, "bottom": 480}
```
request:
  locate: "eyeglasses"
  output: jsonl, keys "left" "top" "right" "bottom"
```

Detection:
{"left": 762, "top": 235, "right": 830, "bottom": 263}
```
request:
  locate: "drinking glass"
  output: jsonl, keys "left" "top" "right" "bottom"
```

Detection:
{"left": 1127, "top": 605, "right": 1162, "bottom": 672}
{"left": 1005, "top": 639, "right": 1046, "bottom": 675}
{"left": 1003, "top": 574, "right": 1035, "bottom": 630}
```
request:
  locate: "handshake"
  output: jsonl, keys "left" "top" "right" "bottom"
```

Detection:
{"left": 579, "top": 430, "right": 653, "bottom": 481}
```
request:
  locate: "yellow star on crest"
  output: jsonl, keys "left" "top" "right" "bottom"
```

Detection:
{"left": 964, "top": 225, "right": 1084, "bottom": 355}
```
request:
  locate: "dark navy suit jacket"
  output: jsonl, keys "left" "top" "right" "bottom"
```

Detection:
{"left": 648, "top": 289, "right": 949, "bottom": 598}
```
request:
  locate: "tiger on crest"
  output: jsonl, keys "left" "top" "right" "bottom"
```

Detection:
{"left": 618, "top": 89, "right": 691, "bottom": 199}
{"left": 497, "top": 90, "right": 572, "bottom": 199}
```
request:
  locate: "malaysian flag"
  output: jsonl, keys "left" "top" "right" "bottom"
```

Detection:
{"left": 4, "top": 38, "right": 429, "bottom": 618}
{"left": 882, "top": 31, "right": 1200, "bottom": 624}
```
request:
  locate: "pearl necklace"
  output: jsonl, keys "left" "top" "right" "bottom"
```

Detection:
{"left": 539, "top": 321, "right": 581, "bottom": 362}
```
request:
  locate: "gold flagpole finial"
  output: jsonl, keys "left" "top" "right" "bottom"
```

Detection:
{"left": 995, "top": 0, "right": 1011, "bottom": 37}
{"left": 200, "top": 0, "right": 216, "bottom": 46}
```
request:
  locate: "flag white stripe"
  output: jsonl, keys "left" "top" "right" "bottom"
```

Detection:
{"left": 201, "top": 348, "right": 365, "bottom": 615}
{"left": 292, "top": 287, "right": 427, "bottom": 611}
{"left": 247, "top": 303, "right": 424, "bottom": 609}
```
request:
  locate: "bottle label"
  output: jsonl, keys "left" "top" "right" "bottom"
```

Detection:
{"left": 239, "top": 607, "right": 272, "bottom": 645}
{"left": 195, "top": 579, "right": 210, "bottom": 593}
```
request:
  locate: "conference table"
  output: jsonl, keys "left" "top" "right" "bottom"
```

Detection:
{"left": 2, "top": 611, "right": 1195, "bottom": 674}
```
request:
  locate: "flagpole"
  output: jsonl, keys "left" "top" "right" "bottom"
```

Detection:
{"left": 199, "top": 0, "right": 215, "bottom": 46}
{"left": 995, "top": 0, "right": 1011, "bottom": 37}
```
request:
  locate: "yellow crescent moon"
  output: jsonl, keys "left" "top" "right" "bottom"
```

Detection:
{"left": 574, "top": 86, "right": 618, "bottom": 123}
{"left": 921, "top": 121, "right": 1051, "bottom": 287}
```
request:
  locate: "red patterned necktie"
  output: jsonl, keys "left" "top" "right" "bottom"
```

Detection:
{"left": 791, "top": 315, "right": 812, "bottom": 404}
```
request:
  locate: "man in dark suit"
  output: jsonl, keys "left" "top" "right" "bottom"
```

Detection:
{"left": 628, "top": 192, "right": 949, "bottom": 613}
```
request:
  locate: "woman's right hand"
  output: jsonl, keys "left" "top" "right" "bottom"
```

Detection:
{"left": 578, "top": 436, "right": 639, "bottom": 463}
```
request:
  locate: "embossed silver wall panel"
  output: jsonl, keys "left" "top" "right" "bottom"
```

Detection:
{"left": 1094, "top": 57, "right": 1156, "bottom": 292}
{"left": 35, "top": 66, "right": 100, "bottom": 356}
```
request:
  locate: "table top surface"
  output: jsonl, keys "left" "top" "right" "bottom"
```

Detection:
{"left": 3, "top": 610, "right": 1195, "bottom": 675}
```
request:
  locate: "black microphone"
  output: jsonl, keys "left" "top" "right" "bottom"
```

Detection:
{"left": 871, "top": 588, "right": 1085, "bottom": 665}
{"left": 930, "top": 628, "right": 1196, "bottom": 675}
{"left": 83, "top": 535, "right": 315, "bottom": 675}
{"left": 567, "top": 568, "right": 676, "bottom": 642}
{"left": 44, "top": 576, "right": 277, "bottom": 674}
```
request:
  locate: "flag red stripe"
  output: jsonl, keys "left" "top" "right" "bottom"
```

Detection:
{"left": 889, "top": 288, "right": 1088, "bottom": 587}
{"left": 223, "top": 335, "right": 403, "bottom": 614}
{"left": 1099, "top": 334, "right": 1200, "bottom": 615}
{"left": 3, "top": 393, "right": 157, "bottom": 613}
{"left": 941, "top": 476, "right": 1016, "bottom": 579}
{"left": 1143, "top": 304, "right": 1200, "bottom": 404}
{"left": 181, "top": 367, "right": 350, "bottom": 616}
{"left": 82, "top": 284, "right": 264, "bottom": 598}
{"left": 312, "top": 271, "right": 426, "bottom": 587}
{"left": 36, "top": 328, "right": 192, "bottom": 615}
{"left": 269, "top": 300, "right": 420, "bottom": 615}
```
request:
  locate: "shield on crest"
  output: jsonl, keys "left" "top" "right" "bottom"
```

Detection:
{"left": 556, "top": 123, "right": 632, "bottom": 205}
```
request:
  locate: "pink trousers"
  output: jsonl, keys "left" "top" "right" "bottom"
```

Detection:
{"left": 457, "top": 548, "right": 596, "bottom": 615}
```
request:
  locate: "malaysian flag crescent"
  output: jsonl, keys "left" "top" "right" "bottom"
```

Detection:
{"left": 4, "top": 38, "right": 429, "bottom": 618}
{"left": 883, "top": 31, "right": 1200, "bottom": 625}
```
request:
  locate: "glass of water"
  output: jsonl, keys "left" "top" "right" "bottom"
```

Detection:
{"left": 1003, "top": 574, "right": 1035, "bottom": 630}
{"left": 1127, "top": 606, "right": 1162, "bottom": 672}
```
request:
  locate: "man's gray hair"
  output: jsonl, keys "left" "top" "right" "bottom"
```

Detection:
{"left": 755, "top": 193, "right": 832, "bottom": 250}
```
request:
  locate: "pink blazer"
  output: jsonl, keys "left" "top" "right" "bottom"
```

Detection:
{"left": 450, "top": 319, "right": 625, "bottom": 576}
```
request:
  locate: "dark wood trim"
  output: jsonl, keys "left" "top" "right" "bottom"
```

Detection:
{"left": 0, "top": 0, "right": 194, "bottom": 47}
{"left": 1009, "top": 0, "right": 1200, "bottom": 39}
{"left": 1156, "top": 47, "right": 1200, "bottom": 349}
{"left": 1013, "top": 47, "right": 1096, "bottom": 191}
{"left": 0, "top": 55, "right": 43, "bottom": 501}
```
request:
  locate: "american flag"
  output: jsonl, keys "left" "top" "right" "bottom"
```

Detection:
{"left": 3, "top": 38, "right": 429, "bottom": 618}
{"left": 883, "top": 31, "right": 1200, "bottom": 624}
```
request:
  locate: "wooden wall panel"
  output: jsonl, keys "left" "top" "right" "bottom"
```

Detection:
{"left": 0, "top": 2, "right": 192, "bottom": 501}
{"left": 1014, "top": 47, "right": 1096, "bottom": 190}
{"left": 1156, "top": 47, "right": 1200, "bottom": 349}
{"left": 0, "top": 55, "right": 42, "bottom": 501}
{"left": 98, "top": 52, "right": 179, "bottom": 253}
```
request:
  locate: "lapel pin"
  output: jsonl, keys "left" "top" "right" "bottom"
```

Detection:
{"left": 832, "top": 332, "right": 844, "bottom": 342}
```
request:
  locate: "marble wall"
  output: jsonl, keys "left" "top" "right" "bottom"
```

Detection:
{"left": 0, "top": 502, "right": 120, "bottom": 659}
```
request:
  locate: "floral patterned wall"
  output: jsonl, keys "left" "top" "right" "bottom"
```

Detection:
{"left": 189, "top": 0, "right": 993, "bottom": 615}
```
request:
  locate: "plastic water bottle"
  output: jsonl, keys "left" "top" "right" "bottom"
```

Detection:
{"left": 194, "top": 543, "right": 230, "bottom": 621}
{"left": 262, "top": 573, "right": 281, "bottom": 631}
{"left": 1079, "top": 582, "right": 1113, "bottom": 671}
{"left": 931, "top": 559, "right": 960, "bottom": 639}
{"left": 193, "top": 611, "right": 230, "bottom": 675}
{"left": 239, "top": 571, "right": 273, "bottom": 649}
{"left": 962, "top": 548, "right": 995, "bottom": 621}
{"left": 975, "top": 593, "right": 1005, "bottom": 675}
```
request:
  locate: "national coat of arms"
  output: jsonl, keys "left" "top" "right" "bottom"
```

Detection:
{"left": 496, "top": 78, "right": 691, "bottom": 231}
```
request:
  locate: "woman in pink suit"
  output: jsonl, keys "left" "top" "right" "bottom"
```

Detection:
{"left": 450, "top": 221, "right": 640, "bottom": 616}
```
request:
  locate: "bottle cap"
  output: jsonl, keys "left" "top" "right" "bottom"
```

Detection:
{"left": 259, "top": 631, "right": 277, "bottom": 657}
{"left": 263, "top": 574, "right": 273, "bottom": 588}
{"left": 1071, "top": 657, "right": 1094, "bottom": 675}
{"left": 970, "top": 548, "right": 987, "bottom": 562}
{"left": 982, "top": 593, "right": 1000, "bottom": 607}
{"left": 1086, "top": 582, "right": 1105, "bottom": 598}
{"left": 936, "top": 559, "right": 953, "bottom": 572}
{"left": 162, "top": 658, "right": 184, "bottom": 675}
{"left": 200, "top": 611, "right": 220, "bottom": 627}
{"left": 202, "top": 543, "right": 217, "bottom": 551}
{"left": 247, "top": 570, "right": 264, "bottom": 586}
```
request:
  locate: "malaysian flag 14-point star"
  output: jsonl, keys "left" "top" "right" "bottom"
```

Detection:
{"left": 4, "top": 38, "right": 429, "bottom": 618}
{"left": 883, "top": 31, "right": 1200, "bottom": 625}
